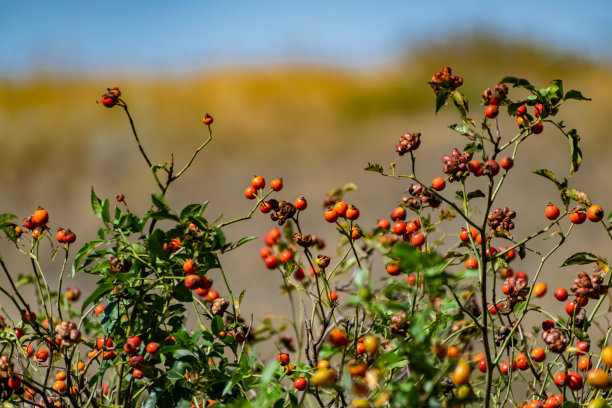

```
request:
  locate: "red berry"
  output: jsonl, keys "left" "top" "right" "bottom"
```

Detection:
{"left": 390, "top": 206, "right": 406, "bottom": 221}
{"left": 567, "top": 372, "right": 583, "bottom": 390}
{"left": 587, "top": 205, "right": 604, "bottom": 222}
{"left": 345, "top": 205, "right": 360, "bottom": 221}
{"left": 377, "top": 219, "right": 390, "bottom": 230}
{"left": 484, "top": 160, "right": 500, "bottom": 176}
{"left": 485, "top": 105, "right": 498, "bottom": 119}
{"left": 516, "top": 105, "right": 527, "bottom": 116}
{"left": 569, "top": 208, "right": 586, "bottom": 224}
{"left": 146, "top": 342, "right": 160, "bottom": 355}
{"left": 129, "top": 354, "right": 144, "bottom": 368}
{"left": 32, "top": 208, "right": 49, "bottom": 226}
{"left": 294, "top": 377, "right": 307, "bottom": 391}
{"left": 393, "top": 221, "right": 406, "bottom": 235}
{"left": 251, "top": 176, "right": 265, "bottom": 190}
{"left": 478, "top": 358, "right": 487, "bottom": 373}
{"left": 541, "top": 319, "right": 554, "bottom": 331}
{"left": 183, "top": 259, "right": 196, "bottom": 274}
{"left": 432, "top": 177, "right": 446, "bottom": 191}
{"left": 545, "top": 204, "right": 560, "bottom": 220}
{"left": 185, "top": 275, "right": 202, "bottom": 290}
{"left": 244, "top": 186, "right": 257, "bottom": 200}
{"left": 334, "top": 201, "right": 348, "bottom": 217}
{"left": 324, "top": 208, "right": 339, "bottom": 223}
{"left": 500, "top": 157, "right": 513, "bottom": 170}
{"left": 467, "top": 160, "right": 482, "bottom": 175}
{"left": 276, "top": 353, "right": 290, "bottom": 366}
{"left": 555, "top": 288, "right": 568, "bottom": 301}
{"left": 8, "top": 376, "right": 22, "bottom": 390}
{"left": 553, "top": 372, "right": 566, "bottom": 387}
{"left": 270, "top": 179, "right": 283, "bottom": 191}
{"left": 279, "top": 249, "right": 293, "bottom": 263}
{"left": 565, "top": 300, "right": 580, "bottom": 316}
{"left": 531, "top": 123, "right": 544, "bottom": 134}
{"left": 259, "top": 202, "right": 272, "bottom": 213}
{"left": 411, "top": 233, "right": 425, "bottom": 247}
{"left": 294, "top": 196, "right": 307, "bottom": 211}
{"left": 264, "top": 255, "right": 279, "bottom": 269}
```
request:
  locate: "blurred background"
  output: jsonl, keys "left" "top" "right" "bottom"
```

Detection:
{"left": 1, "top": 2, "right": 612, "bottom": 343}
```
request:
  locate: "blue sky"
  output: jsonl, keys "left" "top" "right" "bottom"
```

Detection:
{"left": 2, "top": 1, "right": 611, "bottom": 76}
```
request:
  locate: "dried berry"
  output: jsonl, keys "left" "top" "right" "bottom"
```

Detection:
{"left": 482, "top": 84, "right": 509, "bottom": 106}
{"left": 487, "top": 207, "right": 517, "bottom": 232}
{"left": 429, "top": 66, "right": 463, "bottom": 95}
{"left": 396, "top": 132, "right": 421, "bottom": 155}
{"left": 441, "top": 148, "right": 472, "bottom": 182}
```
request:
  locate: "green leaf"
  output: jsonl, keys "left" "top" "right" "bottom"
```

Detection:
{"left": 567, "top": 129, "right": 582, "bottom": 175}
{"left": 533, "top": 169, "right": 566, "bottom": 190}
{"left": 81, "top": 282, "right": 114, "bottom": 313}
{"left": 172, "top": 284, "right": 192, "bottom": 303}
{"left": 142, "top": 390, "right": 158, "bottom": 408}
{"left": 179, "top": 203, "right": 205, "bottom": 221}
{"left": 560, "top": 402, "right": 580, "bottom": 408}
{"left": 148, "top": 229, "right": 166, "bottom": 259}
{"left": 222, "top": 236, "right": 257, "bottom": 253}
{"left": 561, "top": 252, "right": 609, "bottom": 267}
{"left": 101, "top": 198, "right": 110, "bottom": 224}
{"left": 364, "top": 163, "right": 385, "bottom": 174}
{"left": 563, "top": 188, "right": 591, "bottom": 207}
{"left": 513, "top": 301, "right": 527, "bottom": 315}
{"left": 607, "top": 211, "right": 612, "bottom": 223}
{"left": 499, "top": 76, "right": 535, "bottom": 91}
{"left": 152, "top": 194, "right": 172, "bottom": 213}
{"left": 223, "top": 371, "right": 244, "bottom": 396}
{"left": 91, "top": 187, "right": 103, "bottom": 219}
{"left": 455, "top": 190, "right": 485, "bottom": 201}
{"left": 15, "top": 274, "right": 34, "bottom": 288}
{"left": 550, "top": 79, "right": 564, "bottom": 99}
{"left": 564, "top": 90, "right": 591, "bottom": 101}
{"left": 435, "top": 88, "right": 449, "bottom": 113}
{"left": 451, "top": 90, "right": 469, "bottom": 117}
{"left": 211, "top": 315, "right": 224, "bottom": 335}
{"left": 353, "top": 268, "right": 369, "bottom": 288}
{"left": 441, "top": 298, "right": 458, "bottom": 314}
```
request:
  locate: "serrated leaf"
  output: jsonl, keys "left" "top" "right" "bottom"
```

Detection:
{"left": 564, "top": 188, "right": 591, "bottom": 206}
{"left": 564, "top": 90, "right": 590, "bottom": 101}
{"left": 561, "top": 252, "right": 609, "bottom": 268}
{"left": 364, "top": 163, "right": 385, "bottom": 174}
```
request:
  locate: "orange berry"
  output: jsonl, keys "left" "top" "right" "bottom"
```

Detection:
{"left": 533, "top": 282, "right": 547, "bottom": 297}
{"left": 270, "top": 179, "right": 283, "bottom": 191}
{"left": 587, "top": 205, "right": 604, "bottom": 222}
{"left": 432, "top": 177, "right": 446, "bottom": 191}
{"left": 334, "top": 201, "right": 348, "bottom": 217}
